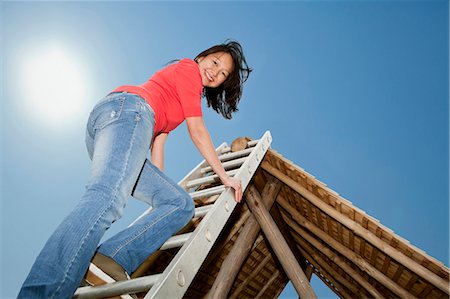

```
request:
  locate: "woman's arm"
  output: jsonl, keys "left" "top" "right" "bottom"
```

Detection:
{"left": 151, "top": 133, "right": 168, "bottom": 172}
{"left": 185, "top": 116, "right": 243, "bottom": 202}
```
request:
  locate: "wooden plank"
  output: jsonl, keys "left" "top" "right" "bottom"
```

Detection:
{"left": 261, "top": 162, "right": 449, "bottom": 294}
{"left": 418, "top": 283, "right": 434, "bottom": 297}
{"left": 393, "top": 264, "right": 405, "bottom": 284}
{"left": 362, "top": 216, "right": 369, "bottom": 229}
{"left": 297, "top": 243, "right": 358, "bottom": 297}
{"left": 254, "top": 270, "right": 280, "bottom": 299}
{"left": 229, "top": 255, "right": 272, "bottom": 299}
{"left": 405, "top": 274, "right": 419, "bottom": 291}
{"left": 326, "top": 214, "right": 334, "bottom": 237}
{"left": 370, "top": 245, "right": 379, "bottom": 267}
{"left": 315, "top": 206, "right": 325, "bottom": 231}
{"left": 246, "top": 185, "right": 318, "bottom": 298}
{"left": 382, "top": 255, "right": 392, "bottom": 274}
{"left": 207, "top": 178, "right": 282, "bottom": 299}
{"left": 360, "top": 238, "right": 367, "bottom": 258}
{"left": 306, "top": 200, "right": 315, "bottom": 225}
{"left": 337, "top": 222, "right": 344, "bottom": 244}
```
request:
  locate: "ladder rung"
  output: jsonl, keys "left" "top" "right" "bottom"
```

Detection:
{"left": 194, "top": 205, "right": 213, "bottom": 218}
{"left": 129, "top": 204, "right": 213, "bottom": 228}
{"left": 160, "top": 233, "right": 192, "bottom": 250}
{"left": 73, "top": 274, "right": 162, "bottom": 299}
{"left": 189, "top": 185, "right": 225, "bottom": 199}
{"left": 218, "top": 147, "right": 253, "bottom": 162}
{"left": 201, "top": 157, "right": 247, "bottom": 174}
{"left": 186, "top": 169, "right": 238, "bottom": 189}
{"left": 159, "top": 205, "right": 214, "bottom": 251}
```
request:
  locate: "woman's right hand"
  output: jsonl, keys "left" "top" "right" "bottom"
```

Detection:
{"left": 222, "top": 176, "right": 243, "bottom": 203}
{"left": 185, "top": 116, "right": 243, "bottom": 202}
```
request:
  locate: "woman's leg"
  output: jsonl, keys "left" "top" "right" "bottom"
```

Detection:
{"left": 18, "top": 93, "right": 154, "bottom": 299}
{"left": 96, "top": 159, "right": 195, "bottom": 275}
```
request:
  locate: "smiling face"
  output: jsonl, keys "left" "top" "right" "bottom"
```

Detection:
{"left": 196, "top": 51, "right": 234, "bottom": 88}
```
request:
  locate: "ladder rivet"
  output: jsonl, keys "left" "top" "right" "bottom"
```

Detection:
{"left": 176, "top": 269, "right": 185, "bottom": 287}
{"left": 205, "top": 229, "right": 212, "bottom": 242}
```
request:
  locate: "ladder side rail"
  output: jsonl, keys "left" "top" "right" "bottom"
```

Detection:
{"left": 144, "top": 131, "right": 272, "bottom": 299}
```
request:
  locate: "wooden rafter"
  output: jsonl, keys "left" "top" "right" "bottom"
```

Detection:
{"left": 298, "top": 245, "right": 360, "bottom": 298}
{"left": 308, "top": 265, "right": 352, "bottom": 299}
{"left": 245, "top": 185, "right": 318, "bottom": 298}
{"left": 270, "top": 202, "right": 309, "bottom": 275}
{"left": 295, "top": 230, "right": 380, "bottom": 298}
{"left": 207, "top": 177, "right": 282, "bottom": 298}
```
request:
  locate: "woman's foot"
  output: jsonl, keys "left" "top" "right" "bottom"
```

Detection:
{"left": 85, "top": 253, "right": 137, "bottom": 299}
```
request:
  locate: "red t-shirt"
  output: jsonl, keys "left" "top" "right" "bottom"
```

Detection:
{"left": 113, "top": 58, "right": 203, "bottom": 135}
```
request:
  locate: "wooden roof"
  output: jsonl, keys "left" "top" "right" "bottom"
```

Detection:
{"left": 133, "top": 146, "right": 449, "bottom": 298}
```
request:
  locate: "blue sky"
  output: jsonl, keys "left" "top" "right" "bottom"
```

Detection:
{"left": 1, "top": 1, "right": 448, "bottom": 298}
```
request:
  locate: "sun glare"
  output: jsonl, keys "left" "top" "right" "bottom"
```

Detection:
{"left": 22, "top": 44, "right": 89, "bottom": 127}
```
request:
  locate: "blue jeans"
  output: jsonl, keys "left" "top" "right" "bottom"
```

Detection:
{"left": 18, "top": 92, "right": 195, "bottom": 299}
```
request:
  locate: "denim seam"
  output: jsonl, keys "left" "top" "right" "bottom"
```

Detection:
{"left": 94, "top": 97, "right": 125, "bottom": 131}
{"left": 52, "top": 194, "right": 119, "bottom": 298}
{"left": 109, "top": 204, "right": 180, "bottom": 258}
{"left": 52, "top": 113, "right": 141, "bottom": 298}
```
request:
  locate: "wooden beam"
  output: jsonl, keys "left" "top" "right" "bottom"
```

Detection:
{"left": 246, "top": 185, "right": 318, "bottom": 299}
{"left": 297, "top": 243, "right": 360, "bottom": 297}
{"left": 277, "top": 198, "right": 413, "bottom": 299}
{"left": 261, "top": 162, "right": 449, "bottom": 295}
{"left": 295, "top": 236, "right": 357, "bottom": 297}
{"left": 270, "top": 204, "right": 309, "bottom": 276}
{"left": 305, "top": 264, "right": 313, "bottom": 281}
{"left": 295, "top": 232, "right": 376, "bottom": 298}
{"left": 207, "top": 177, "right": 282, "bottom": 299}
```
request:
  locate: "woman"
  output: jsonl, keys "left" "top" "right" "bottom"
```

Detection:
{"left": 18, "top": 40, "right": 251, "bottom": 298}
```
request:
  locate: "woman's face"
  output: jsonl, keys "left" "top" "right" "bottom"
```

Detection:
{"left": 197, "top": 51, "right": 234, "bottom": 88}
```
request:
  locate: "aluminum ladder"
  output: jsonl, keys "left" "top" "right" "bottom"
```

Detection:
{"left": 73, "top": 131, "right": 272, "bottom": 299}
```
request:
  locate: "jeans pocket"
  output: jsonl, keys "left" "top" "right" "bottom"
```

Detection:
{"left": 92, "top": 96, "right": 125, "bottom": 131}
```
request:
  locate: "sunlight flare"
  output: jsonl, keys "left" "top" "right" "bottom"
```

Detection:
{"left": 22, "top": 44, "right": 89, "bottom": 127}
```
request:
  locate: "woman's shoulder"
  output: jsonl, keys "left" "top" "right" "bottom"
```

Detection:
{"left": 155, "top": 58, "right": 198, "bottom": 78}
{"left": 174, "top": 58, "right": 201, "bottom": 79}
{"left": 173, "top": 58, "right": 202, "bottom": 90}
{"left": 177, "top": 58, "right": 199, "bottom": 70}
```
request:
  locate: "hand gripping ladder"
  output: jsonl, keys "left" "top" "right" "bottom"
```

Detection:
{"left": 74, "top": 131, "right": 272, "bottom": 299}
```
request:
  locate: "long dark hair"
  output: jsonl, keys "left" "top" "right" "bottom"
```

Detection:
{"left": 194, "top": 40, "right": 252, "bottom": 119}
